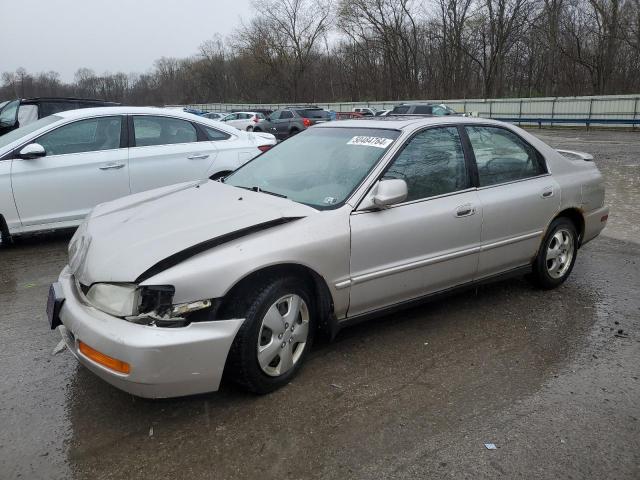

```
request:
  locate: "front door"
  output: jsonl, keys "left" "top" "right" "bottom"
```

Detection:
{"left": 11, "top": 115, "right": 130, "bottom": 226}
{"left": 348, "top": 126, "right": 482, "bottom": 316}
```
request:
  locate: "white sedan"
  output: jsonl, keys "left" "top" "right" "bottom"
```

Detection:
{"left": 219, "top": 112, "right": 265, "bottom": 131}
{"left": 0, "top": 106, "right": 275, "bottom": 243}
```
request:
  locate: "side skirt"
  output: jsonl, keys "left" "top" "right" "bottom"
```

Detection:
{"left": 334, "top": 265, "right": 532, "bottom": 333}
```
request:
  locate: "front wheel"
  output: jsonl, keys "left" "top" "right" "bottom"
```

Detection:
{"left": 529, "top": 217, "right": 578, "bottom": 289}
{"left": 246, "top": 126, "right": 253, "bottom": 131}
{"left": 223, "top": 276, "right": 315, "bottom": 393}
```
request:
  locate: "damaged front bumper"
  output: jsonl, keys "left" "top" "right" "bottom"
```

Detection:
{"left": 55, "top": 266, "right": 244, "bottom": 398}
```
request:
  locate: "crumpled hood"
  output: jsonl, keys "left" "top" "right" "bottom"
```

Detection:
{"left": 72, "top": 180, "right": 314, "bottom": 285}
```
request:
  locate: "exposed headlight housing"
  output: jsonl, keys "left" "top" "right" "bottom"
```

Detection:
{"left": 84, "top": 283, "right": 212, "bottom": 327}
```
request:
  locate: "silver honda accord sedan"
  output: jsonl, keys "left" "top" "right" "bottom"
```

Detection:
{"left": 47, "top": 117, "right": 609, "bottom": 398}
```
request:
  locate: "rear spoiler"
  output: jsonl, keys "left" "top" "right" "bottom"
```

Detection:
{"left": 556, "top": 149, "right": 594, "bottom": 161}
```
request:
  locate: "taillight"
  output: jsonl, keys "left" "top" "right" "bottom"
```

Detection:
{"left": 302, "top": 118, "right": 311, "bottom": 127}
{"left": 258, "top": 145, "right": 272, "bottom": 153}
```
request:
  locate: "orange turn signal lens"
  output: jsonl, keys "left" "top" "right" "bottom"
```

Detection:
{"left": 79, "top": 341, "right": 130, "bottom": 374}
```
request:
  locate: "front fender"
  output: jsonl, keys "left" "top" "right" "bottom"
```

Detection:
{"left": 140, "top": 207, "right": 352, "bottom": 318}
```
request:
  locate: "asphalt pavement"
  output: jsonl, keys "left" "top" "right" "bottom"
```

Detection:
{"left": 0, "top": 129, "right": 638, "bottom": 479}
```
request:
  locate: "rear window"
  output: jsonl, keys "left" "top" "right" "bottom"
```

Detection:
{"left": 295, "top": 109, "right": 329, "bottom": 119}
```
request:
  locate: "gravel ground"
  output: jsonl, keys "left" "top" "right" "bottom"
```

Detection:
{"left": 0, "top": 128, "right": 638, "bottom": 480}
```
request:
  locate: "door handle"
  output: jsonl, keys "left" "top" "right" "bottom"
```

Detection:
{"left": 541, "top": 186, "right": 554, "bottom": 198}
{"left": 187, "top": 154, "right": 210, "bottom": 160}
{"left": 455, "top": 204, "right": 476, "bottom": 217}
{"left": 99, "top": 163, "right": 125, "bottom": 170}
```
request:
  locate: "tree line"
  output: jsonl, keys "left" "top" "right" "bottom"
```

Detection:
{"left": 2, "top": 0, "right": 639, "bottom": 106}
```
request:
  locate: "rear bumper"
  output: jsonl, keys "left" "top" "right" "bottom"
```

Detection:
{"left": 582, "top": 206, "right": 609, "bottom": 246}
{"left": 57, "top": 266, "right": 244, "bottom": 398}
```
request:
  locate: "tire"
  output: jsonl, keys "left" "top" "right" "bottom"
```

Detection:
{"left": 0, "top": 216, "right": 12, "bottom": 247}
{"left": 529, "top": 217, "right": 578, "bottom": 289}
{"left": 223, "top": 275, "right": 315, "bottom": 393}
{"left": 246, "top": 126, "right": 253, "bottom": 132}
{"left": 289, "top": 128, "right": 299, "bottom": 136}
{"left": 253, "top": 127, "right": 262, "bottom": 132}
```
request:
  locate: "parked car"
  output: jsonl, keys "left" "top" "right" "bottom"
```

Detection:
{"left": 253, "top": 106, "right": 330, "bottom": 139}
{"left": 0, "top": 107, "right": 275, "bottom": 243}
{"left": 0, "top": 97, "right": 120, "bottom": 136}
{"left": 336, "top": 112, "right": 364, "bottom": 120}
{"left": 47, "top": 116, "right": 608, "bottom": 398}
{"left": 352, "top": 107, "right": 377, "bottom": 116}
{"left": 203, "top": 112, "right": 227, "bottom": 121}
{"left": 390, "top": 103, "right": 458, "bottom": 116}
{"left": 375, "top": 109, "right": 391, "bottom": 117}
{"left": 220, "top": 112, "right": 265, "bottom": 131}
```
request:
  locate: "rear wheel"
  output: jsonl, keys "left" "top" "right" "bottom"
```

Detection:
{"left": 529, "top": 217, "right": 578, "bottom": 289}
{"left": 289, "top": 128, "right": 299, "bottom": 136}
{"left": 223, "top": 276, "right": 315, "bottom": 393}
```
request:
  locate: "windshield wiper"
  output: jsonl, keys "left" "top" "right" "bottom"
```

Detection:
{"left": 237, "top": 185, "right": 287, "bottom": 198}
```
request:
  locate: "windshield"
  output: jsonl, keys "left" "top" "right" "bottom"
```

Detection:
{"left": 226, "top": 127, "right": 400, "bottom": 209}
{"left": 0, "top": 99, "right": 20, "bottom": 127}
{"left": 0, "top": 115, "right": 61, "bottom": 150}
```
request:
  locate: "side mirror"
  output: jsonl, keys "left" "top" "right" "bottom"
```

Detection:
{"left": 18, "top": 143, "right": 46, "bottom": 159}
{"left": 368, "top": 179, "right": 407, "bottom": 209}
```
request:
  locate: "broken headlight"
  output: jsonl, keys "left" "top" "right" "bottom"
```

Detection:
{"left": 85, "top": 284, "right": 211, "bottom": 327}
{"left": 130, "top": 286, "right": 212, "bottom": 327}
{"left": 85, "top": 283, "right": 140, "bottom": 317}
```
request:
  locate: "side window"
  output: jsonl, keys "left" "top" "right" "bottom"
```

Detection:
{"left": 280, "top": 111, "right": 293, "bottom": 119}
{"left": 412, "top": 105, "right": 432, "bottom": 114}
{"left": 133, "top": 116, "right": 197, "bottom": 147}
{"left": 202, "top": 125, "right": 231, "bottom": 141}
{"left": 466, "top": 126, "right": 545, "bottom": 187}
{"left": 37, "top": 116, "right": 122, "bottom": 156}
{"left": 384, "top": 127, "right": 468, "bottom": 202}
{"left": 269, "top": 111, "right": 281, "bottom": 120}
{"left": 392, "top": 106, "right": 410, "bottom": 114}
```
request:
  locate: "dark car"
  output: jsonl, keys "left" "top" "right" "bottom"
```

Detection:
{"left": 253, "top": 106, "right": 330, "bottom": 140}
{"left": 390, "top": 103, "right": 458, "bottom": 116}
{"left": 0, "top": 97, "right": 120, "bottom": 136}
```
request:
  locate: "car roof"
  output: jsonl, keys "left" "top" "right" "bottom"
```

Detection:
{"left": 314, "top": 115, "right": 506, "bottom": 130}
{"left": 54, "top": 106, "right": 242, "bottom": 135}
{"left": 22, "top": 97, "right": 120, "bottom": 105}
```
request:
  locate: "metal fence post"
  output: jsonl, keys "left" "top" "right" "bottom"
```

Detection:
{"left": 518, "top": 99, "right": 523, "bottom": 126}
{"left": 633, "top": 97, "right": 638, "bottom": 131}
{"left": 587, "top": 98, "right": 593, "bottom": 130}
{"left": 551, "top": 98, "right": 556, "bottom": 128}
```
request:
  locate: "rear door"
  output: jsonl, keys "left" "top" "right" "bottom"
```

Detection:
{"left": 465, "top": 125, "right": 560, "bottom": 278}
{"left": 128, "top": 115, "right": 217, "bottom": 193}
{"left": 11, "top": 115, "right": 130, "bottom": 226}
{"left": 348, "top": 126, "right": 482, "bottom": 316}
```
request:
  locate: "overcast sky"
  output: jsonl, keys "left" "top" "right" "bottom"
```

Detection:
{"left": 0, "top": 0, "right": 253, "bottom": 81}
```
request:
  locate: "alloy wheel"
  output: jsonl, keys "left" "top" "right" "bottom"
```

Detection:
{"left": 545, "top": 228, "right": 575, "bottom": 279}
